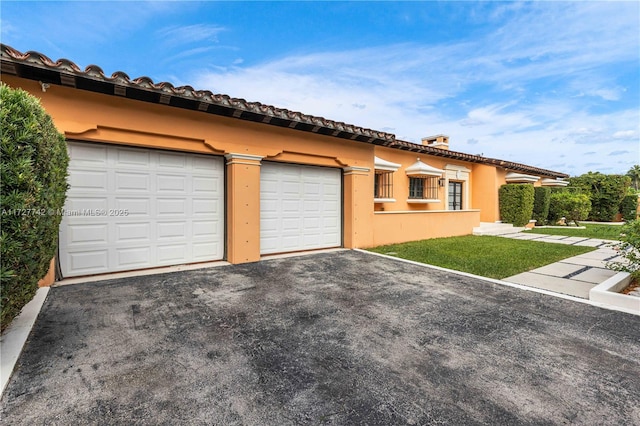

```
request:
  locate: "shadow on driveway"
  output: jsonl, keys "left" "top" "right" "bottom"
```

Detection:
{"left": 2, "top": 251, "right": 639, "bottom": 425}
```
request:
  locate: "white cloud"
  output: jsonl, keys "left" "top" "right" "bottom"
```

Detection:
{"left": 613, "top": 130, "right": 638, "bottom": 140}
{"left": 156, "top": 24, "right": 226, "bottom": 47}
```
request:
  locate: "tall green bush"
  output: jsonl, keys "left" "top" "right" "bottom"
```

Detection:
{"left": 607, "top": 220, "right": 640, "bottom": 280}
{"left": 570, "top": 172, "right": 631, "bottom": 221}
{"left": 620, "top": 194, "right": 639, "bottom": 221}
{"left": 1, "top": 83, "right": 69, "bottom": 331}
{"left": 548, "top": 191, "right": 591, "bottom": 226}
{"left": 499, "top": 184, "right": 534, "bottom": 226}
{"left": 532, "top": 186, "right": 551, "bottom": 225}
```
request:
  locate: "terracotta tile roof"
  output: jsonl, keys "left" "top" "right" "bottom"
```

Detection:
{"left": 386, "top": 140, "right": 569, "bottom": 178}
{"left": 0, "top": 44, "right": 568, "bottom": 178}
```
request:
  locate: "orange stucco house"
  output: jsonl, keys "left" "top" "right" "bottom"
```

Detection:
{"left": 1, "top": 45, "right": 569, "bottom": 283}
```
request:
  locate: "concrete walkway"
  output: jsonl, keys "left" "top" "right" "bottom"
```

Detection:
{"left": 497, "top": 232, "right": 623, "bottom": 299}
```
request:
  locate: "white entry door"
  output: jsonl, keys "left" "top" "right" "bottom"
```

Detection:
{"left": 260, "top": 162, "right": 341, "bottom": 255}
{"left": 59, "top": 142, "right": 224, "bottom": 277}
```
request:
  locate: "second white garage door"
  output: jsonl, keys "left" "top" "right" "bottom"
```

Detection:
{"left": 59, "top": 142, "right": 224, "bottom": 278}
{"left": 260, "top": 162, "right": 342, "bottom": 255}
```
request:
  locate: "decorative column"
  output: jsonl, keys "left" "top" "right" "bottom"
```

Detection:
{"left": 343, "top": 166, "right": 373, "bottom": 249}
{"left": 225, "top": 153, "right": 264, "bottom": 264}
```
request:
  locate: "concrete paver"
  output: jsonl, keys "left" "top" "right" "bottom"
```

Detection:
{"left": 535, "top": 237, "right": 577, "bottom": 245}
{"left": 575, "top": 250, "right": 618, "bottom": 261}
{"left": 574, "top": 239, "right": 611, "bottom": 247}
{"left": 559, "top": 237, "right": 590, "bottom": 244}
{"left": 505, "top": 272, "right": 594, "bottom": 299}
{"left": 571, "top": 268, "right": 618, "bottom": 284}
{"left": 560, "top": 257, "right": 614, "bottom": 268}
{"left": 532, "top": 262, "right": 586, "bottom": 277}
{"left": 505, "top": 233, "right": 543, "bottom": 240}
{"left": 501, "top": 232, "right": 631, "bottom": 302}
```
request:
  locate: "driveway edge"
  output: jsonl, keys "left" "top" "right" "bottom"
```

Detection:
{"left": 1, "top": 287, "right": 50, "bottom": 396}
{"left": 356, "top": 249, "right": 639, "bottom": 316}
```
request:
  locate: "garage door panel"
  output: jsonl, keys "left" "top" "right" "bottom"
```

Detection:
{"left": 282, "top": 200, "right": 301, "bottom": 213}
{"left": 192, "top": 156, "right": 216, "bottom": 170}
{"left": 261, "top": 199, "right": 278, "bottom": 213}
{"left": 116, "top": 172, "right": 150, "bottom": 192}
{"left": 157, "top": 244, "right": 188, "bottom": 264}
{"left": 65, "top": 197, "right": 108, "bottom": 211}
{"left": 282, "top": 218, "right": 301, "bottom": 231}
{"left": 157, "top": 221, "right": 187, "bottom": 239}
{"left": 283, "top": 182, "right": 300, "bottom": 194}
{"left": 193, "top": 242, "right": 220, "bottom": 260}
{"left": 68, "top": 250, "right": 109, "bottom": 274}
{"left": 158, "top": 152, "right": 186, "bottom": 169}
{"left": 303, "top": 217, "right": 320, "bottom": 229}
{"left": 193, "top": 198, "right": 218, "bottom": 215}
{"left": 116, "top": 149, "right": 150, "bottom": 168}
{"left": 67, "top": 224, "right": 109, "bottom": 245}
{"left": 303, "top": 232, "right": 321, "bottom": 243}
{"left": 157, "top": 199, "right": 186, "bottom": 215}
{"left": 323, "top": 232, "right": 340, "bottom": 244}
{"left": 303, "top": 182, "right": 320, "bottom": 194}
{"left": 157, "top": 174, "right": 186, "bottom": 192}
{"left": 69, "top": 144, "right": 107, "bottom": 165}
{"left": 115, "top": 198, "right": 150, "bottom": 215}
{"left": 69, "top": 170, "right": 108, "bottom": 191}
{"left": 260, "top": 162, "right": 341, "bottom": 255}
{"left": 303, "top": 200, "right": 320, "bottom": 212}
{"left": 193, "top": 177, "right": 218, "bottom": 193}
{"left": 116, "top": 223, "right": 150, "bottom": 242}
{"left": 117, "top": 247, "right": 152, "bottom": 267}
{"left": 323, "top": 184, "right": 340, "bottom": 196}
{"left": 60, "top": 142, "right": 224, "bottom": 277}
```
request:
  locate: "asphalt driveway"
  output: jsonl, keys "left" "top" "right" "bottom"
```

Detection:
{"left": 2, "top": 250, "right": 639, "bottom": 425}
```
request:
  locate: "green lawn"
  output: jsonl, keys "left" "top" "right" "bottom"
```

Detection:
{"left": 525, "top": 223, "right": 624, "bottom": 240}
{"left": 368, "top": 235, "right": 595, "bottom": 279}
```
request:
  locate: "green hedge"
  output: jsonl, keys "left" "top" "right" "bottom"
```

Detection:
{"left": 620, "top": 194, "right": 639, "bottom": 221}
{"left": 532, "top": 186, "right": 551, "bottom": 226}
{"left": 570, "top": 172, "right": 631, "bottom": 221}
{"left": 499, "top": 184, "right": 534, "bottom": 227}
{"left": 548, "top": 191, "right": 591, "bottom": 225}
{"left": 1, "top": 84, "right": 69, "bottom": 331}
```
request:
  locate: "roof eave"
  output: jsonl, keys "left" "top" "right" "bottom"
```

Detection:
{"left": 0, "top": 44, "right": 395, "bottom": 147}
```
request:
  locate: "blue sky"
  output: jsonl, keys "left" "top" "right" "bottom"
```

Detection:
{"left": 2, "top": 1, "right": 639, "bottom": 176}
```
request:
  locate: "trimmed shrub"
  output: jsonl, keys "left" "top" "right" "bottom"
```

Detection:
{"left": 1, "top": 83, "right": 69, "bottom": 331}
{"left": 570, "top": 172, "right": 631, "bottom": 221}
{"left": 620, "top": 194, "right": 639, "bottom": 222}
{"left": 499, "top": 184, "right": 534, "bottom": 227}
{"left": 607, "top": 220, "right": 640, "bottom": 280}
{"left": 532, "top": 186, "right": 551, "bottom": 225}
{"left": 548, "top": 191, "right": 591, "bottom": 226}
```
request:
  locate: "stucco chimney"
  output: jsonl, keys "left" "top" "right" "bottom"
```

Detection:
{"left": 421, "top": 134, "right": 449, "bottom": 150}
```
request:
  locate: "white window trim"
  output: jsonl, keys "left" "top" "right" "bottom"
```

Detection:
{"left": 374, "top": 156, "right": 400, "bottom": 203}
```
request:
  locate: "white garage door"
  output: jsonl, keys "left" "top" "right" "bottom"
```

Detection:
{"left": 260, "top": 162, "right": 341, "bottom": 255}
{"left": 59, "top": 142, "right": 224, "bottom": 277}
